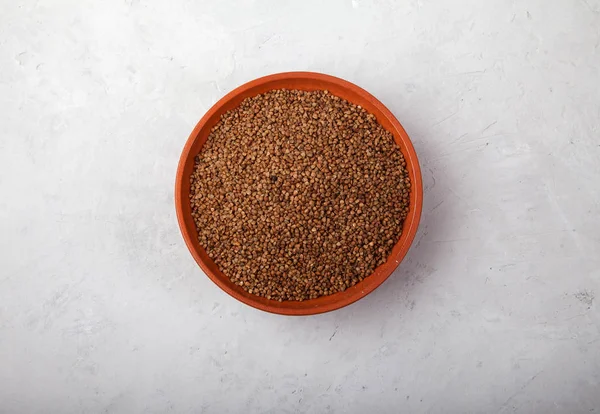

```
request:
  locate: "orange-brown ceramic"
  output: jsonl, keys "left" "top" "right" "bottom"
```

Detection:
{"left": 175, "top": 72, "right": 423, "bottom": 315}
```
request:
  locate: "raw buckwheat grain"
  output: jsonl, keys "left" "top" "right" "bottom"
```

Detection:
{"left": 190, "top": 89, "right": 410, "bottom": 301}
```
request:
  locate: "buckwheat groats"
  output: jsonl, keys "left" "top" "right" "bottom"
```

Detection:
{"left": 190, "top": 89, "right": 410, "bottom": 301}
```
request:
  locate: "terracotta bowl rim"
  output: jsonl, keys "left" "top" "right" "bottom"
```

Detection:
{"left": 175, "top": 71, "right": 423, "bottom": 315}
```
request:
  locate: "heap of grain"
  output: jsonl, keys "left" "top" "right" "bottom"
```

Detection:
{"left": 190, "top": 89, "right": 410, "bottom": 301}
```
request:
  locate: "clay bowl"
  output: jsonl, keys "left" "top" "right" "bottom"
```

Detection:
{"left": 175, "top": 72, "right": 423, "bottom": 315}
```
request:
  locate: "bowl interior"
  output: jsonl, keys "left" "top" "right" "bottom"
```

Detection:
{"left": 175, "top": 72, "right": 422, "bottom": 315}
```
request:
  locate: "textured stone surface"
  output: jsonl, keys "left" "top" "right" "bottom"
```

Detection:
{"left": 1, "top": 0, "right": 599, "bottom": 412}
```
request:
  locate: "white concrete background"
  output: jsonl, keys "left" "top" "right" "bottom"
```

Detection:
{"left": 1, "top": 0, "right": 599, "bottom": 412}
